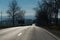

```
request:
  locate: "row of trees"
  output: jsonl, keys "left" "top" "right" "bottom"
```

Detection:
{"left": 0, "top": 0, "right": 25, "bottom": 26}
{"left": 7, "top": 0, "right": 25, "bottom": 26}
{"left": 35, "top": 0, "right": 60, "bottom": 29}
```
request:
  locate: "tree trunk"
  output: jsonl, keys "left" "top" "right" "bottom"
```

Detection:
{"left": 13, "top": 12, "right": 14, "bottom": 27}
{"left": 55, "top": 9, "right": 58, "bottom": 26}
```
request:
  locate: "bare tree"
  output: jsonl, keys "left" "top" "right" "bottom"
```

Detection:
{"left": 7, "top": 0, "right": 25, "bottom": 26}
{"left": 34, "top": 0, "right": 55, "bottom": 26}
{"left": 34, "top": 0, "right": 50, "bottom": 26}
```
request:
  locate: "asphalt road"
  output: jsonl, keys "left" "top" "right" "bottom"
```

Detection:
{"left": 0, "top": 25, "right": 60, "bottom": 40}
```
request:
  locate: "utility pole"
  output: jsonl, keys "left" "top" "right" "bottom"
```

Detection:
{"left": 0, "top": 11, "right": 2, "bottom": 26}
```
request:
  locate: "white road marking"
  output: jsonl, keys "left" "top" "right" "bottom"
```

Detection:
{"left": 18, "top": 33, "right": 22, "bottom": 36}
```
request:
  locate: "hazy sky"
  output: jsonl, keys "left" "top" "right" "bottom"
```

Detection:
{"left": 0, "top": 0, "right": 60, "bottom": 18}
{"left": 0, "top": 0, "right": 39, "bottom": 16}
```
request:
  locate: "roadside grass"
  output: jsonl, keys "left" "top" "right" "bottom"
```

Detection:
{"left": 43, "top": 25, "right": 60, "bottom": 38}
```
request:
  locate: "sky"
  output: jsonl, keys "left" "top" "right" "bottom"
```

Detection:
{"left": 0, "top": 0, "right": 60, "bottom": 18}
{"left": 0, "top": 0, "right": 39, "bottom": 16}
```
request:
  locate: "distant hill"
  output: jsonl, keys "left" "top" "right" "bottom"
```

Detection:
{"left": 24, "top": 16, "right": 36, "bottom": 20}
{"left": 0, "top": 16, "right": 36, "bottom": 21}
{"left": 0, "top": 16, "right": 9, "bottom": 21}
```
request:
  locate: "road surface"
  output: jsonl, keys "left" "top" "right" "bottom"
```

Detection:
{"left": 0, "top": 25, "right": 60, "bottom": 40}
